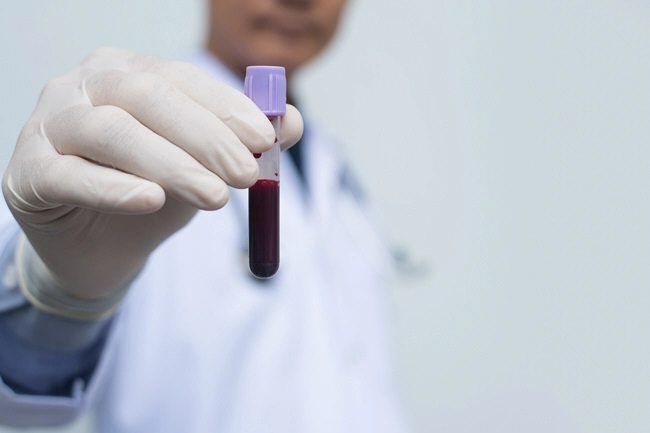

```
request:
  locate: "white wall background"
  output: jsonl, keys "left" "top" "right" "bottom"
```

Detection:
{"left": 1, "top": 0, "right": 649, "bottom": 432}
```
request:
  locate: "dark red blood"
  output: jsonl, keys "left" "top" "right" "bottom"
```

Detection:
{"left": 248, "top": 179, "right": 280, "bottom": 279}
{"left": 253, "top": 153, "right": 262, "bottom": 159}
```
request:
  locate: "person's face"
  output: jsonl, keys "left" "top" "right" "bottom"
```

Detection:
{"left": 208, "top": 0, "right": 348, "bottom": 78}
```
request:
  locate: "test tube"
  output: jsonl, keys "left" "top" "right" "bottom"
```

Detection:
{"left": 244, "top": 66, "right": 286, "bottom": 279}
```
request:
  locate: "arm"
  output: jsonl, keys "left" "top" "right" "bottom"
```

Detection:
{"left": 0, "top": 47, "right": 302, "bottom": 427}
{"left": 0, "top": 228, "right": 113, "bottom": 427}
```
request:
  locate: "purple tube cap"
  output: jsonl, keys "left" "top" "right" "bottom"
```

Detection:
{"left": 244, "top": 66, "right": 287, "bottom": 116}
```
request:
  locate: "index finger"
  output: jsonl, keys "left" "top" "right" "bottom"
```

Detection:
{"left": 133, "top": 57, "right": 277, "bottom": 150}
{"left": 134, "top": 57, "right": 303, "bottom": 151}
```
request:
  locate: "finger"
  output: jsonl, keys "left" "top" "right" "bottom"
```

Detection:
{"left": 279, "top": 104, "right": 304, "bottom": 151}
{"left": 133, "top": 58, "right": 277, "bottom": 151}
{"left": 44, "top": 104, "right": 231, "bottom": 210}
{"left": 5, "top": 153, "right": 166, "bottom": 214}
{"left": 85, "top": 70, "right": 260, "bottom": 188}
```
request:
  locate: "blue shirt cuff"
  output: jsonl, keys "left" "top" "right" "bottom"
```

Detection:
{"left": 0, "top": 230, "right": 113, "bottom": 396}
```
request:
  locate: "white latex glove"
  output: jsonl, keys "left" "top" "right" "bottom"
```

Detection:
{"left": 2, "top": 48, "right": 303, "bottom": 312}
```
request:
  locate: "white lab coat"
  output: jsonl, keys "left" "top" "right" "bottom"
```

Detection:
{"left": 0, "top": 51, "right": 408, "bottom": 432}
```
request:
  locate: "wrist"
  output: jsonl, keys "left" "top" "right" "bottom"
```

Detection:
{"left": 15, "top": 233, "right": 133, "bottom": 321}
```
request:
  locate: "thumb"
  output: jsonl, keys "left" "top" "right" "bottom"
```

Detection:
{"left": 279, "top": 104, "right": 304, "bottom": 152}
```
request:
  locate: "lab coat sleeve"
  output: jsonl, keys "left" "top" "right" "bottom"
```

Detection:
{"left": 0, "top": 222, "right": 113, "bottom": 428}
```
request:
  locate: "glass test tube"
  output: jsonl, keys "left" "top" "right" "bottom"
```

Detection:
{"left": 244, "top": 66, "right": 286, "bottom": 279}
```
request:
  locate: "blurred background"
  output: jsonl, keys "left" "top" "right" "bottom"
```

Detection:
{"left": 1, "top": 0, "right": 649, "bottom": 432}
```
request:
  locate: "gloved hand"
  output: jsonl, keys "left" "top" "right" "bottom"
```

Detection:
{"left": 2, "top": 48, "right": 302, "bottom": 316}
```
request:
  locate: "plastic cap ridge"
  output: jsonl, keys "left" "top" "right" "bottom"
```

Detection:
{"left": 244, "top": 66, "right": 287, "bottom": 116}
